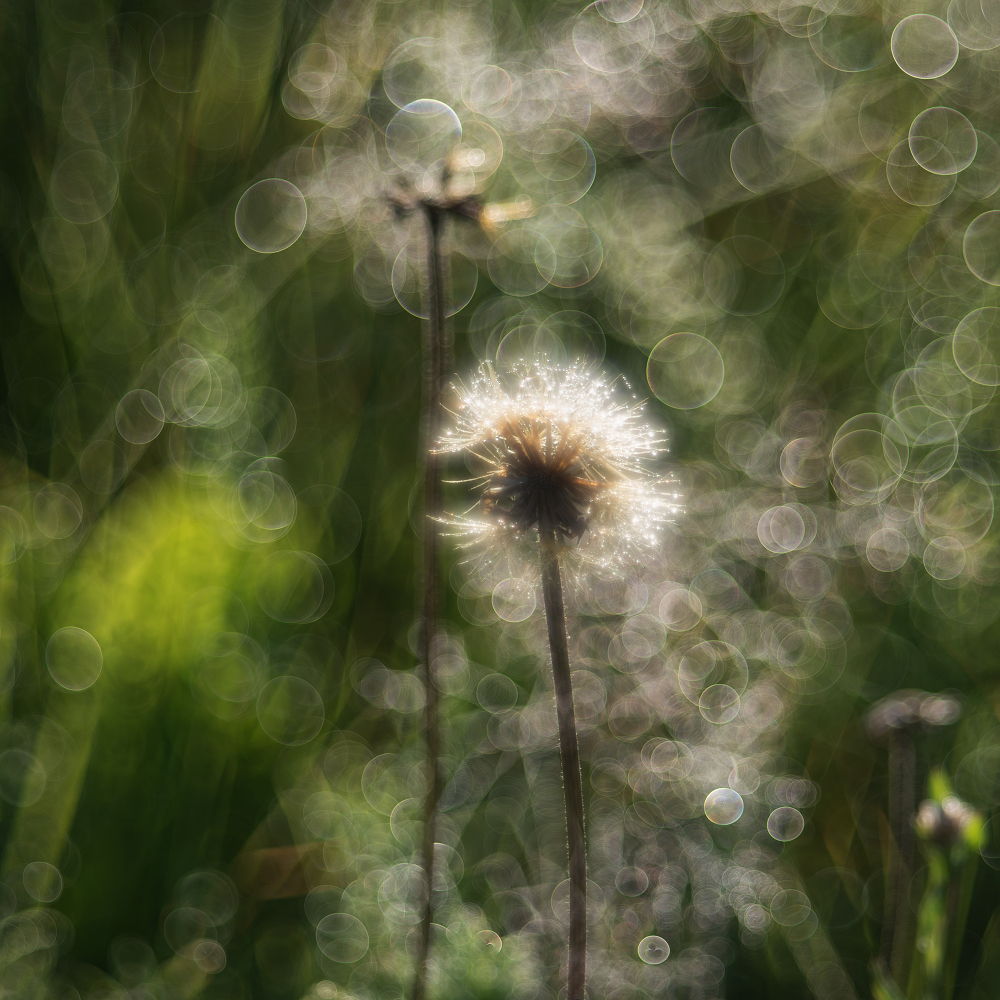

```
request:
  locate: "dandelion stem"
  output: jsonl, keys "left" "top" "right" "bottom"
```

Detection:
{"left": 412, "top": 203, "right": 447, "bottom": 1000}
{"left": 540, "top": 520, "right": 587, "bottom": 1000}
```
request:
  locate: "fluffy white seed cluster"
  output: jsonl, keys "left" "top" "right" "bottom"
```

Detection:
{"left": 437, "top": 360, "right": 681, "bottom": 587}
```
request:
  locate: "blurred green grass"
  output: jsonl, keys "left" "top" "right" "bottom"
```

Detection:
{"left": 0, "top": 2, "right": 997, "bottom": 999}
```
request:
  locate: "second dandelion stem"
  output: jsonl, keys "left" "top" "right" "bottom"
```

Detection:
{"left": 540, "top": 521, "right": 587, "bottom": 1000}
{"left": 412, "top": 204, "right": 448, "bottom": 1000}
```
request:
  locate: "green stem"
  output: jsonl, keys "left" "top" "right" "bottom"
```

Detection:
{"left": 887, "top": 728, "right": 917, "bottom": 988}
{"left": 943, "top": 856, "right": 978, "bottom": 1000}
{"left": 539, "top": 522, "right": 586, "bottom": 1000}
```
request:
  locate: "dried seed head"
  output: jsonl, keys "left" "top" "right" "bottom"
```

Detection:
{"left": 916, "top": 795, "right": 981, "bottom": 848}
{"left": 864, "top": 689, "right": 961, "bottom": 742}
{"left": 437, "top": 360, "right": 680, "bottom": 586}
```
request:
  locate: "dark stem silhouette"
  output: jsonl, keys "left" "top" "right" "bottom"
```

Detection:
{"left": 540, "top": 518, "right": 587, "bottom": 1000}
{"left": 412, "top": 204, "right": 448, "bottom": 1000}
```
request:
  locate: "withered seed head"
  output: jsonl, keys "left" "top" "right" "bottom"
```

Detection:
{"left": 388, "top": 184, "right": 482, "bottom": 226}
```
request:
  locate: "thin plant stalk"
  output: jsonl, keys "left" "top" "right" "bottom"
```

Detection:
{"left": 540, "top": 517, "right": 587, "bottom": 1000}
{"left": 412, "top": 203, "right": 448, "bottom": 1000}
{"left": 886, "top": 727, "right": 917, "bottom": 987}
{"left": 943, "top": 850, "right": 979, "bottom": 999}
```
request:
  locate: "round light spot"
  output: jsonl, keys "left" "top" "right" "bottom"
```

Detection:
{"left": 781, "top": 437, "right": 827, "bottom": 487}
{"left": 177, "top": 870, "right": 239, "bottom": 924}
{"left": 647, "top": 333, "right": 724, "bottom": 409}
{"left": 704, "top": 787, "right": 744, "bottom": 825}
{"left": 305, "top": 885, "right": 343, "bottom": 926}
{"left": 729, "top": 760, "right": 761, "bottom": 794}
{"left": 731, "top": 124, "right": 795, "bottom": 194}
{"left": 385, "top": 99, "right": 461, "bottom": 171}
{"left": 867, "top": 528, "right": 910, "bottom": 572}
{"left": 513, "top": 130, "right": 596, "bottom": 207}
{"left": 954, "top": 307, "right": 1000, "bottom": 385}
{"left": 770, "top": 889, "right": 812, "bottom": 926}
{"left": 758, "top": 505, "right": 806, "bottom": 553}
{"left": 492, "top": 578, "right": 536, "bottom": 622}
{"left": 109, "top": 936, "right": 156, "bottom": 981}
{"left": 810, "top": 12, "right": 885, "bottom": 72}
{"left": 678, "top": 640, "right": 749, "bottom": 702}
{"left": 830, "top": 414, "right": 907, "bottom": 504}
{"left": 742, "top": 902, "right": 771, "bottom": 932}
{"left": 615, "top": 867, "right": 649, "bottom": 896}
{"left": 23, "top": 862, "right": 62, "bottom": 902}
{"left": 595, "top": 0, "right": 644, "bottom": 23}
{"left": 959, "top": 131, "right": 1000, "bottom": 198}
{"left": 699, "top": 684, "right": 740, "bottom": 724}
{"left": 255, "top": 551, "right": 333, "bottom": 623}
{"left": 190, "top": 939, "right": 226, "bottom": 973}
{"left": 237, "top": 469, "right": 298, "bottom": 540}
{"left": 638, "top": 935, "right": 670, "bottom": 964}
{"left": 316, "top": 913, "right": 369, "bottom": 963}
{"left": 658, "top": 589, "right": 702, "bottom": 632}
{"left": 33, "top": 484, "right": 82, "bottom": 539}
{"left": 767, "top": 806, "right": 805, "bottom": 842}
{"left": 538, "top": 208, "right": 603, "bottom": 289}
{"left": 891, "top": 15, "right": 959, "bottom": 79}
{"left": 908, "top": 107, "right": 977, "bottom": 175}
{"left": 487, "top": 229, "right": 556, "bottom": 297}
{"left": 235, "top": 179, "right": 307, "bottom": 253}
{"left": 964, "top": 212, "right": 1000, "bottom": 286}
{"left": 535, "top": 310, "right": 606, "bottom": 367}
{"left": 116, "top": 389, "right": 165, "bottom": 444}
{"left": 256, "top": 676, "right": 325, "bottom": 745}
{"left": 46, "top": 627, "right": 103, "bottom": 691}
{"left": 476, "top": 673, "right": 518, "bottom": 713}
{"left": 393, "top": 246, "right": 477, "bottom": 318}
{"left": 886, "top": 140, "right": 956, "bottom": 206}
{"left": 923, "top": 536, "right": 966, "bottom": 580}
{"left": 51, "top": 150, "right": 119, "bottom": 224}
{"left": 478, "top": 929, "right": 502, "bottom": 951}
{"left": 163, "top": 907, "right": 211, "bottom": 953}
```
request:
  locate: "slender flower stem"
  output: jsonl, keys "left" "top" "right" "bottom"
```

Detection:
{"left": 412, "top": 204, "right": 447, "bottom": 1000}
{"left": 540, "top": 519, "right": 587, "bottom": 1000}
{"left": 943, "top": 856, "right": 978, "bottom": 1000}
{"left": 886, "top": 727, "right": 917, "bottom": 987}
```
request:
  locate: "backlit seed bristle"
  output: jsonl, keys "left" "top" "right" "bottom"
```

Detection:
{"left": 437, "top": 360, "right": 681, "bottom": 581}
{"left": 481, "top": 417, "right": 605, "bottom": 540}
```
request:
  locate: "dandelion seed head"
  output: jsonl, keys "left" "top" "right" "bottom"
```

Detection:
{"left": 438, "top": 359, "right": 681, "bottom": 588}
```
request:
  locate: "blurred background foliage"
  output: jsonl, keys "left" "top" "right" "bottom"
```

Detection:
{"left": 0, "top": 1, "right": 998, "bottom": 999}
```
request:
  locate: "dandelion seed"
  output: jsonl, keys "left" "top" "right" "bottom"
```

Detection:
{"left": 437, "top": 359, "right": 681, "bottom": 589}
